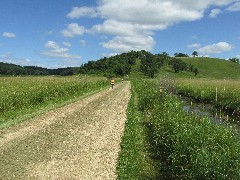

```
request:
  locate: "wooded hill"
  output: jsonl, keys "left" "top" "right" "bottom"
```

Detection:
{"left": 1, "top": 50, "right": 239, "bottom": 79}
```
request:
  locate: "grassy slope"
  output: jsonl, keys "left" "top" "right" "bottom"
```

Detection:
{"left": 179, "top": 57, "right": 240, "bottom": 79}
{"left": 129, "top": 58, "right": 143, "bottom": 78}
{"left": 130, "top": 57, "right": 240, "bottom": 79}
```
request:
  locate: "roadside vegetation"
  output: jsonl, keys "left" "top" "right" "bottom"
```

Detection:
{"left": 176, "top": 78, "right": 240, "bottom": 114}
{"left": 117, "top": 79, "right": 160, "bottom": 179}
{"left": 118, "top": 79, "right": 240, "bottom": 179}
{"left": 0, "top": 75, "right": 109, "bottom": 128}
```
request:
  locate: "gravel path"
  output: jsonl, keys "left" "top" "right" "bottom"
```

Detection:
{"left": 0, "top": 82, "right": 131, "bottom": 179}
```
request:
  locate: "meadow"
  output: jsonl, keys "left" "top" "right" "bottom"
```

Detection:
{"left": 118, "top": 79, "right": 240, "bottom": 179}
{"left": 180, "top": 57, "right": 240, "bottom": 79}
{"left": 176, "top": 78, "right": 240, "bottom": 114}
{"left": 0, "top": 76, "right": 109, "bottom": 128}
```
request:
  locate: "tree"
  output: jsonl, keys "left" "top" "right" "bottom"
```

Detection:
{"left": 168, "top": 58, "right": 188, "bottom": 73}
{"left": 192, "top": 51, "right": 198, "bottom": 57}
{"left": 193, "top": 68, "right": 199, "bottom": 76}
{"left": 140, "top": 52, "right": 160, "bottom": 78}
{"left": 174, "top": 53, "right": 189, "bottom": 57}
{"left": 60, "top": 68, "right": 74, "bottom": 76}
{"left": 229, "top": 58, "right": 239, "bottom": 64}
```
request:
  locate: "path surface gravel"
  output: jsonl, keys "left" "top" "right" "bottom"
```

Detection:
{"left": 0, "top": 82, "right": 131, "bottom": 179}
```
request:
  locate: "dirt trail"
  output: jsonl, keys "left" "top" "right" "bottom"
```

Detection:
{"left": 0, "top": 82, "right": 131, "bottom": 179}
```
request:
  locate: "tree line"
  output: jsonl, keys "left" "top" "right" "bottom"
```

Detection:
{"left": 0, "top": 62, "right": 79, "bottom": 76}
{"left": 1, "top": 50, "right": 239, "bottom": 77}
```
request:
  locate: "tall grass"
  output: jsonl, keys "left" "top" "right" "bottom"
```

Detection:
{"left": 0, "top": 76, "right": 109, "bottom": 127}
{"left": 117, "top": 79, "right": 159, "bottom": 179}
{"left": 132, "top": 79, "right": 240, "bottom": 179}
{"left": 176, "top": 78, "right": 240, "bottom": 113}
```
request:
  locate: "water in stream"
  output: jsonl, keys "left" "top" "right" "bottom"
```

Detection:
{"left": 180, "top": 96, "right": 240, "bottom": 131}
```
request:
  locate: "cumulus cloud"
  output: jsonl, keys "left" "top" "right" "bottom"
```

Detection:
{"left": 41, "top": 41, "right": 81, "bottom": 60}
{"left": 2, "top": 32, "right": 16, "bottom": 38}
{"left": 66, "top": 0, "right": 238, "bottom": 53}
{"left": 101, "top": 35, "right": 155, "bottom": 53}
{"left": 67, "top": 6, "right": 98, "bottom": 18}
{"left": 197, "top": 42, "right": 232, "bottom": 55}
{"left": 62, "top": 23, "right": 85, "bottom": 38}
{"left": 209, "top": 8, "right": 222, "bottom": 18}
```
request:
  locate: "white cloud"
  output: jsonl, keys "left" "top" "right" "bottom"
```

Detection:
{"left": 227, "top": 2, "right": 240, "bottom": 11}
{"left": 67, "top": 6, "right": 98, "bottom": 19}
{"left": 209, "top": 8, "right": 222, "bottom": 18}
{"left": 0, "top": 52, "right": 32, "bottom": 66}
{"left": 102, "top": 52, "right": 119, "bottom": 58}
{"left": 101, "top": 35, "right": 155, "bottom": 53}
{"left": 188, "top": 43, "right": 201, "bottom": 48}
{"left": 2, "top": 32, "right": 16, "bottom": 38}
{"left": 62, "top": 23, "right": 85, "bottom": 38}
{"left": 41, "top": 41, "right": 81, "bottom": 60}
{"left": 197, "top": 42, "right": 233, "bottom": 54}
{"left": 67, "top": 0, "right": 238, "bottom": 53}
{"left": 236, "top": 55, "right": 240, "bottom": 58}
{"left": 63, "top": 41, "right": 71, "bottom": 47}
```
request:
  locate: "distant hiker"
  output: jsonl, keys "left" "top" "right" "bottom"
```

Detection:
{"left": 111, "top": 78, "right": 115, "bottom": 89}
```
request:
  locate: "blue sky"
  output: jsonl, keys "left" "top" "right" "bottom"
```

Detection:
{"left": 1, "top": 0, "right": 240, "bottom": 68}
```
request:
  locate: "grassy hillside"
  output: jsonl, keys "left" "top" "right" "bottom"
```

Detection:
{"left": 178, "top": 57, "right": 240, "bottom": 79}
{"left": 129, "top": 56, "right": 240, "bottom": 80}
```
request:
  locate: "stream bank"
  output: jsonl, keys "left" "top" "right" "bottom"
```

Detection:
{"left": 179, "top": 95, "right": 240, "bottom": 131}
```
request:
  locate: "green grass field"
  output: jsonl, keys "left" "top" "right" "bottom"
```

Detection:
{"left": 179, "top": 57, "right": 240, "bottom": 79}
{"left": 0, "top": 75, "right": 109, "bottom": 128}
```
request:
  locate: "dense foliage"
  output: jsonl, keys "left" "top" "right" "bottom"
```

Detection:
{"left": 168, "top": 58, "right": 188, "bottom": 73}
{"left": 139, "top": 51, "right": 165, "bottom": 78}
{"left": 174, "top": 52, "right": 189, "bottom": 57}
{"left": 79, "top": 51, "right": 138, "bottom": 77}
{"left": 229, "top": 58, "right": 240, "bottom": 64}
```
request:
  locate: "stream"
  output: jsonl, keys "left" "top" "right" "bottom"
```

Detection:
{"left": 179, "top": 95, "right": 240, "bottom": 132}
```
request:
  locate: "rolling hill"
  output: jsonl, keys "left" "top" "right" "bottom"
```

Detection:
{"left": 178, "top": 57, "right": 240, "bottom": 79}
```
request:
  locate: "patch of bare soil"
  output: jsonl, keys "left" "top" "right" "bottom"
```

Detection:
{"left": 0, "top": 82, "right": 131, "bottom": 179}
